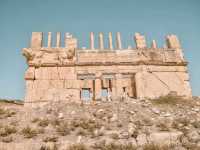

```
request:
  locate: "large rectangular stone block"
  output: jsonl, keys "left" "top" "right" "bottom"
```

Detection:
{"left": 50, "top": 80, "right": 64, "bottom": 89}
{"left": 25, "top": 67, "right": 35, "bottom": 80}
{"left": 35, "top": 67, "right": 59, "bottom": 80}
{"left": 33, "top": 80, "right": 50, "bottom": 90}
{"left": 65, "top": 80, "right": 80, "bottom": 89}
{"left": 58, "top": 67, "right": 76, "bottom": 80}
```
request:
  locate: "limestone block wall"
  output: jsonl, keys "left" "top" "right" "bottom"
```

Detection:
{"left": 24, "top": 67, "right": 81, "bottom": 104}
{"left": 135, "top": 68, "right": 192, "bottom": 99}
{"left": 24, "top": 64, "right": 192, "bottom": 105}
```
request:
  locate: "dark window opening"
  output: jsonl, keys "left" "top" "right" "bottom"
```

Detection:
{"left": 81, "top": 88, "right": 91, "bottom": 101}
{"left": 101, "top": 88, "right": 108, "bottom": 97}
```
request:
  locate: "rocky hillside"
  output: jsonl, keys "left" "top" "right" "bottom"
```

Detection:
{"left": 0, "top": 96, "right": 200, "bottom": 150}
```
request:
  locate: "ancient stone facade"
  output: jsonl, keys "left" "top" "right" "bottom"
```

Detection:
{"left": 22, "top": 32, "right": 192, "bottom": 106}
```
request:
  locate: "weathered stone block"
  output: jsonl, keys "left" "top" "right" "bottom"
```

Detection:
{"left": 25, "top": 67, "right": 35, "bottom": 80}
{"left": 50, "top": 80, "right": 64, "bottom": 89}
{"left": 58, "top": 67, "right": 76, "bottom": 80}
{"left": 65, "top": 80, "right": 80, "bottom": 89}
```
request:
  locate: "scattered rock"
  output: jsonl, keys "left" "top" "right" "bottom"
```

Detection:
{"left": 186, "top": 130, "right": 200, "bottom": 143}
{"left": 110, "top": 114, "right": 118, "bottom": 122}
{"left": 149, "top": 131, "right": 183, "bottom": 145}
{"left": 136, "top": 134, "right": 148, "bottom": 146}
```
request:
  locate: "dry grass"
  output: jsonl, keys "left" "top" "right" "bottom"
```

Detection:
{"left": 21, "top": 126, "right": 37, "bottom": 138}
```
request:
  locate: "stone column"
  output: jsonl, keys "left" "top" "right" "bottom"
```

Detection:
{"left": 90, "top": 32, "right": 95, "bottom": 49}
{"left": 116, "top": 32, "right": 122, "bottom": 49}
{"left": 108, "top": 32, "right": 113, "bottom": 50}
{"left": 47, "top": 32, "right": 52, "bottom": 47}
{"left": 56, "top": 32, "right": 61, "bottom": 47}
{"left": 99, "top": 32, "right": 104, "bottom": 49}
{"left": 134, "top": 33, "right": 146, "bottom": 49}
{"left": 95, "top": 78, "right": 101, "bottom": 100}
{"left": 31, "top": 32, "right": 43, "bottom": 48}
{"left": 151, "top": 40, "right": 157, "bottom": 49}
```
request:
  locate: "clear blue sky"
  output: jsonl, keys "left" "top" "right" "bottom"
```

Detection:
{"left": 0, "top": 0, "right": 199, "bottom": 99}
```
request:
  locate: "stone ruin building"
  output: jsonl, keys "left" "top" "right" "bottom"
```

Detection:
{"left": 22, "top": 32, "right": 192, "bottom": 106}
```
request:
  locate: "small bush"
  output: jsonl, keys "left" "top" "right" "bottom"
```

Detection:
{"left": 32, "top": 118, "right": 40, "bottom": 123}
{"left": 110, "top": 133, "right": 119, "bottom": 140}
{"left": 0, "top": 108, "right": 6, "bottom": 115}
{"left": 38, "top": 119, "right": 49, "bottom": 127}
{"left": 191, "top": 120, "right": 200, "bottom": 128}
{"left": 0, "top": 108, "right": 15, "bottom": 118}
{"left": 93, "top": 142, "right": 137, "bottom": 150}
{"left": 2, "top": 136, "right": 13, "bottom": 143}
{"left": 40, "top": 142, "right": 58, "bottom": 150}
{"left": 51, "top": 119, "right": 60, "bottom": 127}
{"left": 67, "top": 143, "right": 88, "bottom": 150}
{"left": 157, "top": 122, "right": 170, "bottom": 131}
{"left": 21, "top": 126, "right": 37, "bottom": 138}
{"left": 56, "top": 122, "right": 70, "bottom": 136}
{"left": 172, "top": 117, "right": 190, "bottom": 130}
{"left": 43, "top": 136, "right": 58, "bottom": 142}
{"left": 0, "top": 126, "right": 17, "bottom": 137}
{"left": 150, "top": 94, "right": 194, "bottom": 106}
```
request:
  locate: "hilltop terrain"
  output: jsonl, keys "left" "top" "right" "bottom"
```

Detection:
{"left": 0, "top": 96, "right": 200, "bottom": 150}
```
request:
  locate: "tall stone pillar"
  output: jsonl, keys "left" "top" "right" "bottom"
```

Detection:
{"left": 108, "top": 32, "right": 113, "bottom": 50}
{"left": 166, "top": 34, "right": 181, "bottom": 49}
{"left": 90, "top": 32, "right": 95, "bottom": 49}
{"left": 151, "top": 40, "right": 157, "bottom": 49}
{"left": 134, "top": 33, "right": 146, "bottom": 49}
{"left": 99, "top": 32, "right": 104, "bottom": 49}
{"left": 116, "top": 32, "right": 122, "bottom": 49}
{"left": 47, "top": 32, "right": 52, "bottom": 47}
{"left": 95, "top": 79, "right": 101, "bottom": 100}
{"left": 56, "top": 32, "right": 61, "bottom": 47}
{"left": 31, "top": 32, "right": 43, "bottom": 48}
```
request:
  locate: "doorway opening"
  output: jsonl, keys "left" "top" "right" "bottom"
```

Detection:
{"left": 81, "top": 88, "right": 91, "bottom": 101}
